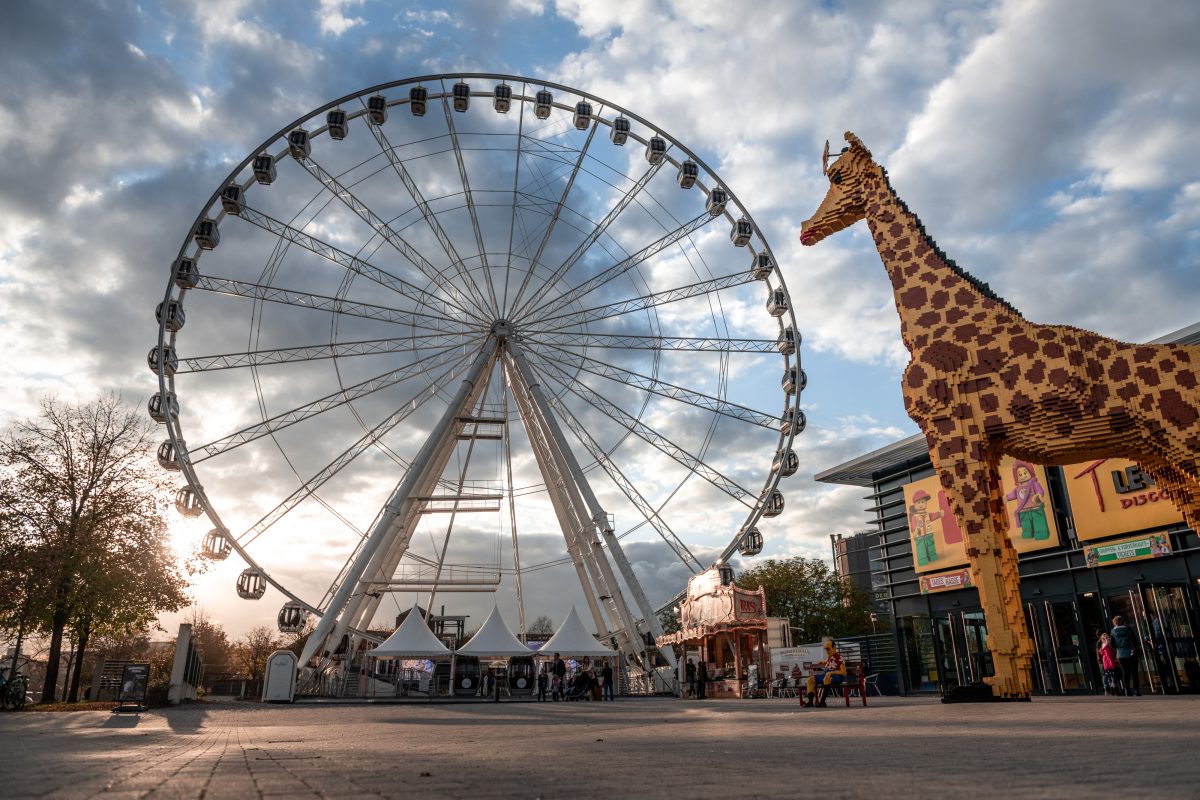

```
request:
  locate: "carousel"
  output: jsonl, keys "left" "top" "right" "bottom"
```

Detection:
{"left": 656, "top": 567, "right": 770, "bottom": 698}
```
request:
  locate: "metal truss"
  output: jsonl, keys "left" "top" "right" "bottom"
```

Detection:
{"left": 533, "top": 343, "right": 779, "bottom": 429}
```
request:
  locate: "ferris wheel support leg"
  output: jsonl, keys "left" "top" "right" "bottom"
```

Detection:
{"left": 299, "top": 339, "right": 499, "bottom": 668}
{"left": 508, "top": 341, "right": 675, "bottom": 667}
{"left": 505, "top": 351, "right": 641, "bottom": 657}
{"left": 504, "top": 358, "right": 613, "bottom": 638}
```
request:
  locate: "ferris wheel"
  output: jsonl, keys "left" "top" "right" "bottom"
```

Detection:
{"left": 150, "top": 73, "right": 804, "bottom": 671}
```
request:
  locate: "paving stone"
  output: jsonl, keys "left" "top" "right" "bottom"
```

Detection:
{"left": 2, "top": 697, "right": 1199, "bottom": 798}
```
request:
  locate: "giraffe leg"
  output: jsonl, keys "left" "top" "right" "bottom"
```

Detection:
{"left": 932, "top": 448, "right": 1034, "bottom": 700}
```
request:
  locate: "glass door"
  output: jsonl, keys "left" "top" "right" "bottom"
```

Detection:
{"left": 934, "top": 616, "right": 962, "bottom": 689}
{"left": 1045, "top": 600, "right": 1087, "bottom": 691}
{"left": 1107, "top": 589, "right": 1159, "bottom": 693}
{"left": 960, "top": 611, "right": 993, "bottom": 682}
{"left": 939, "top": 611, "right": 991, "bottom": 686}
{"left": 1025, "top": 602, "right": 1055, "bottom": 693}
{"left": 1141, "top": 583, "right": 1199, "bottom": 693}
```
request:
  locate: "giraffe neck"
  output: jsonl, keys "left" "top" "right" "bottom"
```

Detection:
{"left": 861, "top": 163, "right": 1021, "bottom": 352}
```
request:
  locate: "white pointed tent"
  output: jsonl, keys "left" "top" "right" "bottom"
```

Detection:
{"left": 371, "top": 606, "right": 452, "bottom": 658}
{"left": 538, "top": 606, "right": 616, "bottom": 657}
{"left": 455, "top": 604, "right": 534, "bottom": 657}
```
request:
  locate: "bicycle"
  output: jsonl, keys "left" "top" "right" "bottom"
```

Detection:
{"left": 0, "top": 668, "right": 28, "bottom": 711}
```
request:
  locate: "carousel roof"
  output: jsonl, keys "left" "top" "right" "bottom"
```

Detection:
{"left": 455, "top": 604, "right": 534, "bottom": 657}
{"left": 370, "top": 605, "right": 451, "bottom": 658}
{"left": 537, "top": 606, "right": 616, "bottom": 657}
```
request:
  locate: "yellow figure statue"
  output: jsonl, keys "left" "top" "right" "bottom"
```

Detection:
{"left": 804, "top": 638, "right": 846, "bottom": 707}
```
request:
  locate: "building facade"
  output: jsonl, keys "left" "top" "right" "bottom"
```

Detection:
{"left": 816, "top": 324, "right": 1200, "bottom": 696}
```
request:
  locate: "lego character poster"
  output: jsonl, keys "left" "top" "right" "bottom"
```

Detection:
{"left": 907, "top": 459, "right": 1060, "bottom": 572}
{"left": 1064, "top": 457, "right": 1183, "bottom": 541}
{"left": 997, "top": 456, "right": 1060, "bottom": 554}
{"left": 905, "top": 475, "right": 967, "bottom": 573}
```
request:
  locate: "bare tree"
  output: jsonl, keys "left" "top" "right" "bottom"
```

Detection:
{"left": 527, "top": 615, "right": 555, "bottom": 637}
{"left": 0, "top": 394, "right": 190, "bottom": 702}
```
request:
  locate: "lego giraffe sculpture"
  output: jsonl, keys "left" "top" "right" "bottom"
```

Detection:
{"left": 801, "top": 132, "right": 1200, "bottom": 699}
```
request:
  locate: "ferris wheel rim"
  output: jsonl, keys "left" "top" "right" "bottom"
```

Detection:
{"left": 153, "top": 72, "right": 803, "bottom": 627}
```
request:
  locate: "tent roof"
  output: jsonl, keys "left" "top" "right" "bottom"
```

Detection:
{"left": 370, "top": 606, "right": 451, "bottom": 658}
{"left": 455, "top": 604, "right": 534, "bottom": 657}
{"left": 538, "top": 606, "right": 616, "bottom": 657}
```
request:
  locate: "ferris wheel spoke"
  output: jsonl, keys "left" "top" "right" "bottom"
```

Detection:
{"left": 238, "top": 342, "right": 488, "bottom": 547}
{"left": 233, "top": 203, "right": 480, "bottom": 323}
{"left": 191, "top": 341, "right": 479, "bottom": 463}
{"left": 542, "top": 385, "right": 703, "bottom": 572}
{"left": 500, "top": 85, "right": 528, "bottom": 313}
{"left": 440, "top": 88, "right": 500, "bottom": 316}
{"left": 532, "top": 343, "right": 780, "bottom": 429}
{"left": 517, "top": 212, "right": 716, "bottom": 324}
{"left": 510, "top": 159, "right": 664, "bottom": 320}
{"left": 506, "top": 116, "right": 602, "bottom": 316}
{"left": 194, "top": 275, "right": 478, "bottom": 334}
{"left": 529, "top": 356, "right": 757, "bottom": 507}
{"left": 293, "top": 147, "right": 490, "bottom": 318}
{"left": 531, "top": 270, "right": 757, "bottom": 332}
{"left": 526, "top": 331, "right": 777, "bottom": 353}
{"left": 359, "top": 110, "right": 493, "bottom": 315}
{"left": 177, "top": 333, "right": 476, "bottom": 373}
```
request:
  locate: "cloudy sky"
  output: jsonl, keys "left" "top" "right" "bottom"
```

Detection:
{"left": 2, "top": 0, "right": 1197, "bottom": 640}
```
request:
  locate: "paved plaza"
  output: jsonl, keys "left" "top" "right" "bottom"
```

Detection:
{"left": 1, "top": 695, "right": 1198, "bottom": 799}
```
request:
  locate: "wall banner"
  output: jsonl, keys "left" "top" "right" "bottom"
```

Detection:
{"left": 919, "top": 567, "right": 974, "bottom": 594}
{"left": 1083, "top": 532, "right": 1173, "bottom": 568}
{"left": 905, "top": 456, "right": 1059, "bottom": 573}
{"left": 1064, "top": 458, "right": 1184, "bottom": 541}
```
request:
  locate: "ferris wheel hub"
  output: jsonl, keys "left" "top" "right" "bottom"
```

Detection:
{"left": 491, "top": 319, "right": 514, "bottom": 339}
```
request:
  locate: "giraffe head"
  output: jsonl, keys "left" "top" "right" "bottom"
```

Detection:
{"left": 799, "top": 131, "right": 875, "bottom": 246}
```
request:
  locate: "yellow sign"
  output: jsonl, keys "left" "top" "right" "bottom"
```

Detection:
{"left": 1063, "top": 458, "right": 1183, "bottom": 541}
{"left": 905, "top": 457, "right": 1059, "bottom": 573}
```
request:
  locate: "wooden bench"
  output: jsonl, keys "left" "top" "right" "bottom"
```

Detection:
{"left": 799, "top": 664, "right": 868, "bottom": 707}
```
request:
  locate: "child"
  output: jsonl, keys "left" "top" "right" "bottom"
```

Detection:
{"left": 1097, "top": 632, "right": 1120, "bottom": 696}
{"left": 537, "top": 666, "right": 548, "bottom": 702}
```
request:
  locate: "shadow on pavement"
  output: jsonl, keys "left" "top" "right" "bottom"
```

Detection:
{"left": 162, "top": 705, "right": 209, "bottom": 732}
{"left": 102, "top": 713, "right": 141, "bottom": 729}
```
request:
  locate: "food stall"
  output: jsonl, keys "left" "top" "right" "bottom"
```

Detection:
{"left": 656, "top": 567, "right": 770, "bottom": 698}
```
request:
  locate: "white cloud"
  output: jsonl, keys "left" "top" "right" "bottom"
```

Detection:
{"left": 318, "top": 0, "right": 365, "bottom": 37}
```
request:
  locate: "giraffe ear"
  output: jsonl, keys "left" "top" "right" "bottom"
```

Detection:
{"left": 821, "top": 139, "right": 830, "bottom": 176}
{"left": 844, "top": 131, "right": 872, "bottom": 158}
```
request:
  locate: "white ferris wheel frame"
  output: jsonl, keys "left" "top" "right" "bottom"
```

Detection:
{"left": 151, "top": 73, "right": 804, "bottom": 674}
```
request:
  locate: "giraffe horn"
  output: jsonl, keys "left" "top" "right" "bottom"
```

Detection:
{"left": 821, "top": 139, "right": 830, "bottom": 176}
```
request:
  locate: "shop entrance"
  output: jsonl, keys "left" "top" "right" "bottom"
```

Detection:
{"left": 1104, "top": 583, "right": 1200, "bottom": 694}
{"left": 1138, "top": 583, "right": 1199, "bottom": 693}
{"left": 936, "top": 611, "right": 992, "bottom": 687}
{"left": 1025, "top": 599, "right": 1088, "bottom": 693}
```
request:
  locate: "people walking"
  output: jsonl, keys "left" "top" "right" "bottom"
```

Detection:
{"left": 696, "top": 660, "right": 708, "bottom": 700}
{"left": 552, "top": 652, "right": 567, "bottom": 701}
{"left": 1111, "top": 615, "right": 1142, "bottom": 696}
{"left": 686, "top": 659, "right": 696, "bottom": 698}
{"left": 1097, "top": 632, "right": 1120, "bottom": 696}
{"left": 601, "top": 660, "right": 614, "bottom": 701}
{"left": 537, "top": 665, "right": 548, "bottom": 702}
